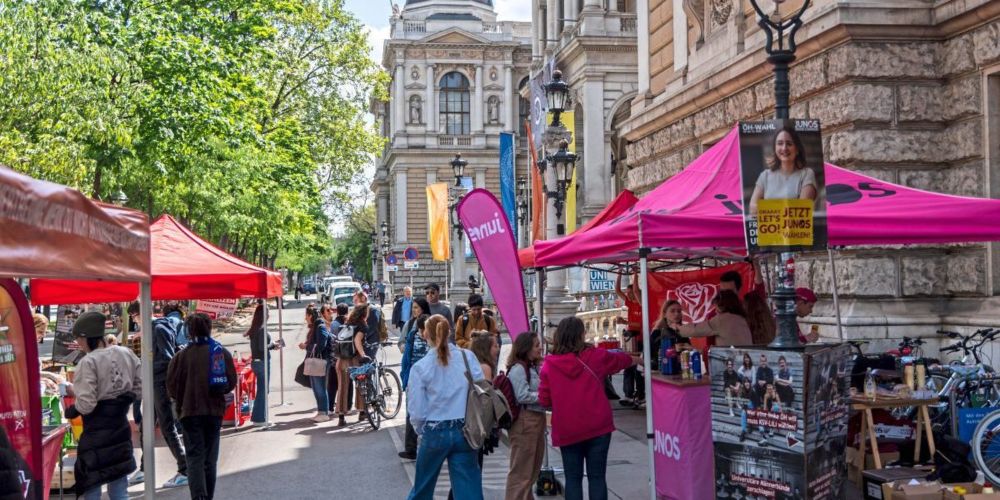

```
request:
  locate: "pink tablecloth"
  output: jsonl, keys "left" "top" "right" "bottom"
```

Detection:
{"left": 651, "top": 376, "right": 715, "bottom": 500}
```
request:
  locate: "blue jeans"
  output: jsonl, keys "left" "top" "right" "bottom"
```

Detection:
{"left": 83, "top": 475, "right": 128, "bottom": 500}
{"left": 559, "top": 432, "right": 612, "bottom": 500}
{"left": 310, "top": 362, "right": 330, "bottom": 413}
{"left": 407, "top": 420, "right": 482, "bottom": 500}
{"left": 251, "top": 359, "right": 269, "bottom": 423}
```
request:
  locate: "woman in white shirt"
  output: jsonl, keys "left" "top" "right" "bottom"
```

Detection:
{"left": 406, "top": 314, "right": 485, "bottom": 500}
{"left": 749, "top": 125, "right": 817, "bottom": 216}
{"left": 678, "top": 290, "right": 753, "bottom": 347}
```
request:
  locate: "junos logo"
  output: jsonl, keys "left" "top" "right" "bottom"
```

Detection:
{"left": 654, "top": 430, "right": 681, "bottom": 461}
{"left": 466, "top": 212, "right": 507, "bottom": 243}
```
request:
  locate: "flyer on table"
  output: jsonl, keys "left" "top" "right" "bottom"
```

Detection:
{"left": 738, "top": 119, "right": 828, "bottom": 253}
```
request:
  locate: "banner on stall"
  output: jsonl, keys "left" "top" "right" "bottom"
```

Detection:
{"left": 499, "top": 132, "right": 517, "bottom": 241}
{"left": 426, "top": 183, "right": 450, "bottom": 261}
{"left": 456, "top": 189, "right": 530, "bottom": 338}
{"left": 0, "top": 278, "right": 43, "bottom": 499}
{"left": 195, "top": 299, "right": 238, "bottom": 320}
{"left": 623, "top": 263, "right": 755, "bottom": 332}
{"left": 652, "top": 383, "right": 715, "bottom": 500}
{"left": 738, "top": 119, "right": 828, "bottom": 253}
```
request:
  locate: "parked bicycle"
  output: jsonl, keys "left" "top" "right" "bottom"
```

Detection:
{"left": 349, "top": 340, "right": 402, "bottom": 431}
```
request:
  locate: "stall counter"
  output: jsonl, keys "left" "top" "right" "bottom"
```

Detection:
{"left": 650, "top": 373, "right": 715, "bottom": 500}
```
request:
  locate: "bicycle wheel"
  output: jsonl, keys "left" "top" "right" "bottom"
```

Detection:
{"left": 365, "top": 379, "right": 382, "bottom": 430}
{"left": 378, "top": 368, "right": 402, "bottom": 419}
{"left": 972, "top": 409, "right": 1000, "bottom": 486}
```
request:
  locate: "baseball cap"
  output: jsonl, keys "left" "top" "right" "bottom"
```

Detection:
{"left": 424, "top": 283, "right": 440, "bottom": 293}
{"left": 72, "top": 311, "right": 108, "bottom": 338}
{"left": 795, "top": 287, "right": 818, "bottom": 304}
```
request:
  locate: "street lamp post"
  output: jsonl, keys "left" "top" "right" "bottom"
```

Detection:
{"left": 449, "top": 154, "right": 469, "bottom": 301}
{"left": 370, "top": 231, "right": 378, "bottom": 285}
{"left": 380, "top": 220, "right": 390, "bottom": 286}
{"left": 516, "top": 176, "right": 529, "bottom": 247}
{"left": 748, "top": 0, "right": 811, "bottom": 347}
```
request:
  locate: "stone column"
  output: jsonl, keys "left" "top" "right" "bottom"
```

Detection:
{"left": 504, "top": 65, "right": 514, "bottom": 132}
{"left": 546, "top": 0, "right": 558, "bottom": 52}
{"left": 609, "top": 0, "right": 618, "bottom": 13}
{"left": 566, "top": 0, "right": 578, "bottom": 28}
{"left": 395, "top": 64, "right": 406, "bottom": 134}
{"left": 395, "top": 171, "right": 408, "bottom": 243}
{"left": 672, "top": 0, "right": 687, "bottom": 71}
{"left": 637, "top": 0, "right": 650, "bottom": 96}
{"left": 532, "top": 0, "right": 542, "bottom": 59}
{"left": 473, "top": 67, "right": 484, "bottom": 133}
{"left": 425, "top": 64, "right": 436, "bottom": 133}
{"left": 583, "top": 0, "right": 601, "bottom": 11}
{"left": 582, "top": 79, "right": 609, "bottom": 211}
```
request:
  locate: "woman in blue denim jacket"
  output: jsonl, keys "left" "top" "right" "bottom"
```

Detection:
{"left": 405, "top": 314, "right": 485, "bottom": 500}
{"left": 304, "top": 305, "right": 334, "bottom": 423}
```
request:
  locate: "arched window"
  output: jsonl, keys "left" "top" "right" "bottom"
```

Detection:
{"left": 440, "top": 72, "right": 470, "bottom": 135}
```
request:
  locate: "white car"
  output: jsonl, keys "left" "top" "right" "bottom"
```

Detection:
{"left": 329, "top": 282, "right": 361, "bottom": 306}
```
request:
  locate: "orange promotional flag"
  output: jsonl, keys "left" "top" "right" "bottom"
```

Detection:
{"left": 525, "top": 120, "right": 546, "bottom": 243}
{"left": 426, "top": 182, "right": 451, "bottom": 260}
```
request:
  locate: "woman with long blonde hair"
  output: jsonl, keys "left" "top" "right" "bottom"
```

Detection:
{"left": 405, "top": 315, "right": 485, "bottom": 500}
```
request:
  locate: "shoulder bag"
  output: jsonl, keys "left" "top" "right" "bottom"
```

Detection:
{"left": 303, "top": 346, "right": 327, "bottom": 377}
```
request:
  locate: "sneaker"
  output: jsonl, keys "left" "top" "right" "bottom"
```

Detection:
{"left": 128, "top": 470, "right": 144, "bottom": 485}
{"left": 398, "top": 451, "right": 417, "bottom": 460}
{"left": 163, "top": 474, "right": 188, "bottom": 488}
{"left": 311, "top": 413, "right": 330, "bottom": 423}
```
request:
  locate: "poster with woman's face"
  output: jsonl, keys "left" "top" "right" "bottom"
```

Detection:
{"left": 739, "top": 119, "right": 827, "bottom": 253}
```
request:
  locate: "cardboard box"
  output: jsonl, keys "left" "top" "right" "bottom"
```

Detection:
{"left": 863, "top": 468, "right": 933, "bottom": 500}
{"left": 942, "top": 483, "right": 983, "bottom": 500}
{"left": 884, "top": 482, "right": 943, "bottom": 500}
{"left": 964, "top": 494, "right": 1000, "bottom": 500}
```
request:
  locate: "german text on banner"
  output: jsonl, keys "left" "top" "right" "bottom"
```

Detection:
{"left": 426, "top": 183, "right": 450, "bottom": 261}
{"left": 456, "top": 189, "right": 530, "bottom": 338}
{"left": 499, "top": 132, "right": 517, "bottom": 241}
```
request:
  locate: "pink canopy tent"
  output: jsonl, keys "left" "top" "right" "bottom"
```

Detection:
{"left": 528, "top": 127, "right": 1000, "bottom": 268}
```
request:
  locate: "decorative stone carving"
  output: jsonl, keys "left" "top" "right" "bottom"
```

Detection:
{"left": 411, "top": 66, "right": 420, "bottom": 81}
{"left": 409, "top": 95, "right": 422, "bottom": 124}
{"left": 489, "top": 67, "right": 498, "bottom": 81}
{"left": 487, "top": 96, "right": 500, "bottom": 124}
{"left": 683, "top": 0, "right": 705, "bottom": 44}
{"left": 711, "top": 0, "right": 732, "bottom": 26}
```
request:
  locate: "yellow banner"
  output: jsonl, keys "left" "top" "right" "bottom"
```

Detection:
{"left": 547, "top": 110, "right": 577, "bottom": 233}
{"left": 426, "top": 183, "right": 450, "bottom": 260}
{"left": 756, "top": 199, "right": 814, "bottom": 246}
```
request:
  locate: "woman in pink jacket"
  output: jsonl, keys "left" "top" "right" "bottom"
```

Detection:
{"left": 538, "top": 316, "right": 637, "bottom": 500}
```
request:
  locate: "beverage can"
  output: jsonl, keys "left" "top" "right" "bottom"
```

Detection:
{"left": 904, "top": 364, "right": 915, "bottom": 390}
{"left": 681, "top": 351, "right": 691, "bottom": 379}
{"left": 916, "top": 362, "right": 926, "bottom": 390}
{"left": 691, "top": 350, "right": 702, "bottom": 378}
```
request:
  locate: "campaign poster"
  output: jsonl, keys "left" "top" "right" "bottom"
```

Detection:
{"left": 739, "top": 119, "right": 827, "bottom": 253}
{"left": 195, "top": 298, "right": 238, "bottom": 320}
{"left": 714, "top": 442, "right": 805, "bottom": 500}
{"left": 0, "top": 279, "right": 43, "bottom": 499}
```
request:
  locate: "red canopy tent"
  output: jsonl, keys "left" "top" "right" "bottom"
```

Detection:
{"left": 0, "top": 166, "right": 151, "bottom": 500}
{"left": 30, "top": 214, "right": 282, "bottom": 304}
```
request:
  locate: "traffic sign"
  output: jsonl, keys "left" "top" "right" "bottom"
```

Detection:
{"left": 403, "top": 247, "right": 419, "bottom": 260}
{"left": 385, "top": 254, "right": 398, "bottom": 265}
{"left": 403, "top": 260, "right": 419, "bottom": 270}
{"left": 387, "top": 265, "right": 399, "bottom": 272}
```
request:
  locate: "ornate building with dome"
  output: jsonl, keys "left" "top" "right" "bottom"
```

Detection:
{"left": 371, "top": 0, "right": 533, "bottom": 298}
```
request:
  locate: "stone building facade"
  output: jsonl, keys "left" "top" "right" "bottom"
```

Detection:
{"left": 621, "top": 0, "right": 1000, "bottom": 348}
{"left": 372, "top": 0, "right": 533, "bottom": 298}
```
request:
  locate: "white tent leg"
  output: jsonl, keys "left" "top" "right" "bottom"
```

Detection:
{"left": 262, "top": 301, "right": 270, "bottom": 427}
{"left": 639, "top": 254, "right": 656, "bottom": 500}
{"left": 828, "top": 249, "right": 844, "bottom": 340}
{"left": 139, "top": 283, "right": 155, "bottom": 500}
{"left": 278, "top": 297, "right": 285, "bottom": 405}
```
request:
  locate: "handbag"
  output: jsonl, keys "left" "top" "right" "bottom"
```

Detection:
{"left": 294, "top": 361, "right": 310, "bottom": 388}
{"left": 461, "top": 350, "right": 501, "bottom": 450}
{"left": 303, "top": 347, "right": 327, "bottom": 377}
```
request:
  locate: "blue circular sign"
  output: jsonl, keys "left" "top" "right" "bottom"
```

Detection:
{"left": 385, "top": 254, "right": 398, "bottom": 265}
{"left": 403, "top": 247, "right": 419, "bottom": 260}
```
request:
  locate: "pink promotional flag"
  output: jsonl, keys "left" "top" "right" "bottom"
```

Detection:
{"left": 456, "top": 189, "right": 530, "bottom": 338}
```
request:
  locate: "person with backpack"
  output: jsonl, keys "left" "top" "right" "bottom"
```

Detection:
{"left": 326, "top": 303, "right": 351, "bottom": 415}
{"left": 304, "top": 305, "right": 334, "bottom": 423}
{"left": 539, "top": 316, "right": 638, "bottom": 500}
{"left": 63, "top": 311, "right": 141, "bottom": 500}
{"left": 166, "top": 313, "right": 237, "bottom": 500}
{"left": 151, "top": 302, "right": 189, "bottom": 488}
{"left": 399, "top": 312, "right": 431, "bottom": 460}
{"left": 334, "top": 303, "right": 369, "bottom": 426}
{"left": 501, "top": 332, "right": 546, "bottom": 500}
{"left": 454, "top": 294, "right": 498, "bottom": 351}
{"left": 353, "top": 291, "right": 387, "bottom": 358}
{"left": 406, "top": 314, "right": 484, "bottom": 500}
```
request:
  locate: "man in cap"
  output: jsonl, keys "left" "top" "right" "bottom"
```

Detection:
{"left": 795, "top": 287, "right": 820, "bottom": 343}
{"left": 149, "top": 302, "right": 188, "bottom": 488}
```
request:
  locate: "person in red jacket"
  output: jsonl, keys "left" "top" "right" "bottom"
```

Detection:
{"left": 538, "top": 316, "right": 637, "bottom": 500}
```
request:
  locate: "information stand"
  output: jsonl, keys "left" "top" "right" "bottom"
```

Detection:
{"left": 708, "top": 344, "right": 851, "bottom": 499}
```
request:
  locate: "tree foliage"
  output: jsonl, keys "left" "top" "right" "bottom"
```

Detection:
{"left": 330, "top": 203, "right": 376, "bottom": 282}
{"left": 0, "top": 0, "right": 386, "bottom": 272}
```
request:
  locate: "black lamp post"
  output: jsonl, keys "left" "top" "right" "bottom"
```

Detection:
{"left": 543, "top": 70, "right": 569, "bottom": 127}
{"left": 516, "top": 176, "right": 529, "bottom": 227}
{"left": 543, "top": 140, "right": 577, "bottom": 235}
{"left": 748, "top": 0, "right": 811, "bottom": 347}
{"left": 451, "top": 153, "right": 467, "bottom": 187}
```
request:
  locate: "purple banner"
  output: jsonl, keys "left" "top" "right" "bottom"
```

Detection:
{"left": 456, "top": 189, "right": 530, "bottom": 338}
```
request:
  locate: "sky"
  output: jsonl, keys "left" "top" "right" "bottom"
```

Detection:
{"left": 345, "top": 0, "right": 532, "bottom": 63}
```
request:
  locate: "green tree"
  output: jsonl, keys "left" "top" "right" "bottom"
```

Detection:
{"left": 331, "top": 203, "right": 376, "bottom": 282}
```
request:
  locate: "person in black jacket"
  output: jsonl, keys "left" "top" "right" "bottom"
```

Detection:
{"left": 151, "top": 303, "right": 189, "bottom": 488}
{"left": 0, "top": 425, "right": 34, "bottom": 500}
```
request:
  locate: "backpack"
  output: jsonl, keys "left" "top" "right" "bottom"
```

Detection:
{"left": 334, "top": 324, "right": 357, "bottom": 359}
{"left": 377, "top": 309, "right": 388, "bottom": 343}
{"left": 493, "top": 362, "right": 530, "bottom": 430}
{"left": 460, "top": 350, "right": 511, "bottom": 450}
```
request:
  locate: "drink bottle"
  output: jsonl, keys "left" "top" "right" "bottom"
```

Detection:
{"left": 691, "top": 350, "right": 702, "bottom": 379}
{"left": 864, "top": 367, "right": 877, "bottom": 401}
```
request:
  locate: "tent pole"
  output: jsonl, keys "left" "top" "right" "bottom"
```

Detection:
{"left": 278, "top": 296, "right": 285, "bottom": 405}
{"left": 262, "top": 300, "right": 270, "bottom": 427}
{"left": 139, "top": 283, "right": 155, "bottom": 500}
{"left": 639, "top": 250, "right": 656, "bottom": 500}
{"left": 828, "top": 249, "right": 845, "bottom": 341}
{"left": 536, "top": 268, "right": 550, "bottom": 470}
